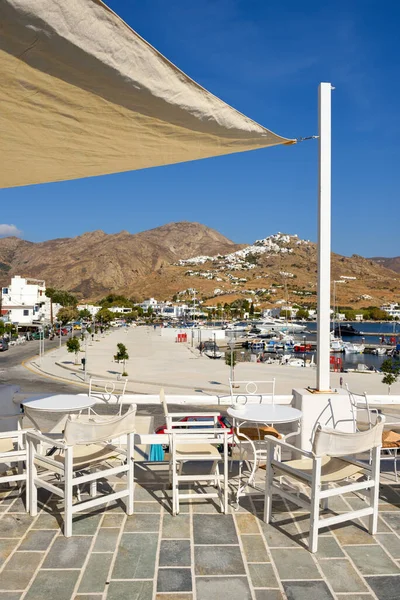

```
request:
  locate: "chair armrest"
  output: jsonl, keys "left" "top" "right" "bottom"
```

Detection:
{"left": 167, "top": 412, "right": 221, "bottom": 418}
{"left": 26, "top": 430, "right": 67, "bottom": 449}
{"left": 264, "top": 435, "right": 315, "bottom": 459}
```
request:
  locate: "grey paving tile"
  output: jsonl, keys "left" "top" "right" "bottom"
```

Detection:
{"left": 24, "top": 570, "right": 80, "bottom": 600}
{"left": 193, "top": 514, "right": 238, "bottom": 544}
{"left": 134, "top": 485, "right": 166, "bottom": 501}
{"left": 283, "top": 581, "right": 334, "bottom": 600}
{"left": 101, "top": 513, "right": 125, "bottom": 528}
{"left": 106, "top": 580, "right": 153, "bottom": 600}
{"left": 159, "top": 540, "right": 191, "bottom": 567}
{"left": 315, "top": 536, "right": 344, "bottom": 558}
{"left": 74, "top": 596, "right": 103, "bottom": 600}
{"left": 336, "top": 596, "right": 373, "bottom": 600}
{"left": 162, "top": 513, "right": 190, "bottom": 538}
{"left": 260, "top": 520, "right": 302, "bottom": 548}
{"left": 112, "top": 532, "right": 158, "bottom": 579}
{"left": 241, "top": 534, "right": 269, "bottom": 562}
{"left": 0, "top": 539, "right": 19, "bottom": 568}
{"left": 248, "top": 563, "right": 279, "bottom": 587}
{"left": 376, "top": 533, "right": 400, "bottom": 558}
{"left": 0, "top": 552, "right": 43, "bottom": 590}
{"left": 0, "top": 593, "right": 22, "bottom": 600}
{"left": 31, "top": 512, "right": 61, "bottom": 530}
{"left": 254, "top": 591, "right": 284, "bottom": 600}
{"left": 235, "top": 513, "right": 260, "bottom": 533}
{"left": 78, "top": 553, "right": 113, "bottom": 593}
{"left": 93, "top": 527, "right": 120, "bottom": 552}
{"left": 191, "top": 500, "right": 224, "bottom": 513}
{"left": 155, "top": 595, "right": 192, "bottom": 600}
{"left": 345, "top": 544, "right": 400, "bottom": 575}
{"left": 0, "top": 514, "right": 33, "bottom": 537}
{"left": 18, "top": 529, "right": 57, "bottom": 551}
{"left": 318, "top": 558, "right": 368, "bottom": 592}
{"left": 42, "top": 536, "right": 92, "bottom": 568}
{"left": 380, "top": 512, "right": 400, "bottom": 531}
{"left": 6, "top": 497, "right": 27, "bottom": 513}
{"left": 331, "top": 523, "right": 376, "bottom": 545}
{"left": 271, "top": 548, "right": 321, "bottom": 580}
{"left": 70, "top": 513, "right": 102, "bottom": 535}
{"left": 157, "top": 568, "right": 192, "bottom": 592}
{"left": 133, "top": 501, "right": 162, "bottom": 512}
{"left": 366, "top": 575, "right": 400, "bottom": 600}
{"left": 124, "top": 513, "right": 160, "bottom": 532}
{"left": 194, "top": 545, "right": 245, "bottom": 576}
{"left": 196, "top": 577, "right": 252, "bottom": 600}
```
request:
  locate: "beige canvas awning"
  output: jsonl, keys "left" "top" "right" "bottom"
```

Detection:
{"left": 0, "top": 0, "right": 295, "bottom": 189}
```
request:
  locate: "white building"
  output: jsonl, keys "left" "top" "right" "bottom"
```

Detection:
{"left": 381, "top": 303, "right": 400, "bottom": 319}
{"left": 77, "top": 304, "right": 101, "bottom": 317}
{"left": 109, "top": 306, "right": 133, "bottom": 314}
{"left": 1, "top": 275, "right": 61, "bottom": 325}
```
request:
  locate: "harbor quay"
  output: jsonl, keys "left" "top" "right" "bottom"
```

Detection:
{"left": 26, "top": 325, "right": 400, "bottom": 396}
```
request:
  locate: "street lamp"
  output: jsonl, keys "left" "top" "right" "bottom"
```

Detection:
{"left": 228, "top": 338, "right": 236, "bottom": 385}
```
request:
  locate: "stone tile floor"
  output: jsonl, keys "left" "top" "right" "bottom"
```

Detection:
{"left": 1, "top": 465, "right": 400, "bottom": 600}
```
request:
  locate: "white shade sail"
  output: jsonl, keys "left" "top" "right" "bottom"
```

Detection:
{"left": 0, "top": 0, "right": 295, "bottom": 189}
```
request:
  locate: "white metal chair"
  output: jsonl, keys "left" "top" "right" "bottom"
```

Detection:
{"left": 169, "top": 426, "right": 229, "bottom": 516}
{"left": 229, "top": 379, "right": 276, "bottom": 405}
{"left": 263, "top": 416, "right": 385, "bottom": 553}
{"left": 27, "top": 404, "right": 136, "bottom": 537}
{"left": 88, "top": 378, "right": 128, "bottom": 415}
{"left": 0, "top": 412, "right": 30, "bottom": 509}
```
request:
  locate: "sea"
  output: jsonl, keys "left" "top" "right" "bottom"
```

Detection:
{"left": 303, "top": 321, "right": 400, "bottom": 371}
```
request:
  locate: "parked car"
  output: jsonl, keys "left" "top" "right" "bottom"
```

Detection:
{"left": 0, "top": 339, "right": 9, "bottom": 351}
{"left": 155, "top": 415, "right": 233, "bottom": 452}
{"left": 55, "top": 327, "right": 69, "bottom": 336}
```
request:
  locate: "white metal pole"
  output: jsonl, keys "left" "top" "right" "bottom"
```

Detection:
{"left": 316, "top": 82, "right": 332, "bottom": 391}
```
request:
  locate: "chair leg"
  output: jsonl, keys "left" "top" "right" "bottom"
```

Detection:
{"left": 224, "top": 438, "right": 229, "bottom": 514}
{"left": 127, "top": 432, "right": 134, "bottom": 516}
{"left": 263, "top": 444, "right": 273, "bottom": 524}
{"left": 64, "top": 449, "right": 73, "bottom": 537}
{"left": 28, "top": 439, "right": 37, "bottom": 517}
{"left": 369, "top": 447, "right": 380, "bottom": 535}
{"left": 90, "top": 476, "right": 97, "bottom": 498}
{"left": 309, "top": 457, "right": 321, "bottom": 553}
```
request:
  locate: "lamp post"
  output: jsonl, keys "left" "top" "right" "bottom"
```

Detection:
{"left": 228, "top": 338, "right": 236, "bottom": 385}
{"left": 58, "top": 320, "right": 62, "bottom": 349}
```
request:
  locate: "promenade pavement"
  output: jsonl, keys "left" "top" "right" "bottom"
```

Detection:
{"left": 24, "top": 326, "right": 400, "bottom": 396}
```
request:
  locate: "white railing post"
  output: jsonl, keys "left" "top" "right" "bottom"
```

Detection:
{"left": 316, "top": 82, "right": 333, "bottom": 391}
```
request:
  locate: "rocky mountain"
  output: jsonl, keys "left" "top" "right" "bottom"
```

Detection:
{"left": 0, "top": 225, "right": 399, "bottom": 308}
{"left": 370, "top": 256, "right": 400, "bottom": 274}
{"left": 0, "top": 222, "right": 242, "bottom": 298}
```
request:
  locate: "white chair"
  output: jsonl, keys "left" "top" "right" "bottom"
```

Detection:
{"left": 229, "top": 379, "right": 276, "bottom": 405}
{"left": 263, "top": 416, "right": 385, "bottom": 553}
{"left": 88, "top": 378, "right": 128, "bottom": 415}
{"left": 27, "top": 404, "right": 136, "bottom": 537}
{"left": 0, "top": 412, "right": 30, "bottom": 509}
{"left": 169, "top": 426, "right": 229, "bottom": 516}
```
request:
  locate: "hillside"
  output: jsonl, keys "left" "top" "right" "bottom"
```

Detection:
{"left": 370, "top": 256, "right": 400, "bottom": 274}
{"left": 0, "top": 225, "right": 399, "bottom": 308}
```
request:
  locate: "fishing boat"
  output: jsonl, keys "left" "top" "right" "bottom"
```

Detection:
{"left": 343, "top": 342, "right": 365, "bottom": 354}
{"left": 372, "top": 347, "right": 386, "bottom": 356}
{"left": 330, "top": 338, "right": 344, "bottom": 352}
{"left": 203, "top": 340, "right": 222, "bottom": 359}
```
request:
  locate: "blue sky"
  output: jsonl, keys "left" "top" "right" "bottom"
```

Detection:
{"left": 1, "top": 0, "right": 399, "bottom": 257}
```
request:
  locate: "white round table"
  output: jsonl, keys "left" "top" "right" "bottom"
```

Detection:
{"left": 227, "top": 404, "right": 302, "bottom": 504}
{"left": 22, "top": 394, "right": 96, "bottom": 412}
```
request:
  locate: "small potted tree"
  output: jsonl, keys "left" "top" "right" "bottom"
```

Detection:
{"left": 381, "top": 358, "right": 400, "bottom": 394}
{"left": 66, "top": 336, "right": 81, "bottom": 365}
{"left": 114, "top": 342, "right": 129, "bottom": 377}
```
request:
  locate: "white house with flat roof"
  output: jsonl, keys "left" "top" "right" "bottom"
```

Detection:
{"left": 77, "top": 304, "right": 101, "bottom": 317}
{"left": 1, "top": 275, "right": 60, "bottom": 325}
{"left": 381, "top": 303, "right": 400, "bottom": 319}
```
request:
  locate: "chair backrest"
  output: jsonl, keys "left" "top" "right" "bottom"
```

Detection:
{"left": 88, "top": 378, "right": 127, "bottom": 407}
{"left": 160, "top": 388, "right": 168, "bottom": 419}
{"left": 312, "top": 415, "right": 385, "bottom": 457}
{"left": 345, "top": 384, "right": 374, "bottom": 432}
{"left": 64, "top": 404, "right": 137, "bottom": 445}
{"left": 229, "top": 379, "right": 275, "bottom": 405}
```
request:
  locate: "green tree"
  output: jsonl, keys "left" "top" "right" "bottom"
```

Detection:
{"left": 381, "top": 358, "right": 400, "bottom": 394}
{"left": 343, "top": 309, "right": 357, "bottom": 321}
{"left": 66, "top": 336, "right": 81, "bottom": 364}
{"left": 249, "top": 303, "right": 255, "bottom": 317}
{"left": 46, "top": 287, "right": 77, "bottom": 307}
{"left": 99, "top": 294, "right": 134, "bottom": 309}
{"left": 79, "top": 308, "right": 92, "bottom": 320}
{"left": 296, "top": 307, "right": 309, "bottom": 320}
{"left": 57, "top": 306, "right": 79, "bottom": 325}
{"left": 96, "top": 307, "right": 114, "bottom": 324}
{"left": 114, "top": 342, "right": 129, "bottom": 375}
{"left": 280, "top": 309, "right": 292, "bottom": 320}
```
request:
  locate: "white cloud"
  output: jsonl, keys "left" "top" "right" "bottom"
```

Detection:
{"left": 0, "top": 224, "right": 22, "bottom": 237}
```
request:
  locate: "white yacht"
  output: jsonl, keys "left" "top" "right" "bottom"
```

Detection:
{"left": 251, "top": 318, "right": 307, "bottom": 334}
{"left": 343, "top": 342, "right": 365, "bottom": 355}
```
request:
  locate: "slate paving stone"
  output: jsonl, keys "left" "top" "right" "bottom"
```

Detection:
{"left": 235, "top": 513, "right": 260, "bottom": 533}
{"left": 159, "top": 540, "right": 191, "bottom": 567}
{"left": 380, "top": 512, "right": 400, "bottom": 531}
{"left": 0, "top": 514, "right": 34, "bottom": 538}
{"left": 248, "top": 563, "right": 279, "bottom": 588}
{"left": 318, "top": 558, "right": 368, "bottom": 592}
{"left": 271, "top": 549, "right": 321, "bottom": 580}
{"left": 31, "top": 513, "right": 62, "bottom": 530}
{"left": 241, "top": 535, "right": 269, "bottom": 562}
{"left": 155, "top": 595, "right": 193, "bottom": 600}
{"left": 18, "top": 529, "right": 57, "bottom": 551}
{"left": 23, "top": 570, "right": 79, "bottom": 600}
{"left": 101, "top": 513, "right": 125, "bottom": 528}
{"left": 70, "top": 513, "right": 102, "bottom": 535}
{"left": 124, "top": 513, "right": 160, "bottom": 532}
{"left": 331, "top": 523, "right": 376, "bottom": 545}
{"left": 345, "top": 544, "right": 400, "bottom": 575}
{"left": 106, "top": 581, "right": 153, "bottom": 600}
{"left": 194, "top": 545, "right": 245, "bottom": 576}
{"left": 157, "top": 568, "right": 192, "bottom": 592}
{"left": 112, "top": 532, "right": 158, "bottom": 579}
{"left": 191, "top": 500, "right": 224, "bottom": 514}
{"left": 193, "top": 514, "right": 238, "bottom": 544}
{"left": 78, "top": 553, "right": 113, "bottom": 593}
{"left": 42, "top": 536, "right": 92, "bottom": 568}
{"left": 314, "top": 536, "right": 344, "bottom": 558}
{"left": 254, "top": 591, "right": 284, "bottom": 600}
{"left": 376, "top": 533, "right": 400, "bottom": 558}
{"left": 133, "top": 501, "right": 162, "bottom": 513}
{"left": 260, "top": 520, "right": 302, "bottom": 548}
{"left": 0, "top": 552, "right": 43, "bottom": 590}
{"left": 134, "top": 485, "right": 165, "bottom": 501}
{"left": 338, "top": 596, "right": 373, "bottom": 600}
{"left": 93, "top": 527, "right": 120, "bottom": 552}
{"left": 366, "top": 575, "right": 400, "bottom": 600}
{"left": 74, "top": 596, "right": 103, "bottom": 600}
{"left": 162, "top": 513, "right": 190, "bottom": 538}
{"left": 0, "top": 593, "right": 22, "bottom": 600}
{"left": 283, "top": 581, "right": 334, "bottom": 600}
{"left": 6, "top": 497, "right": 27, "bottom": 513}
{"left": 196, "top": 576, "right": 252, "bottom": 600}
{"left": 0, "top": 539, "right": 19, "bottom": 568}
